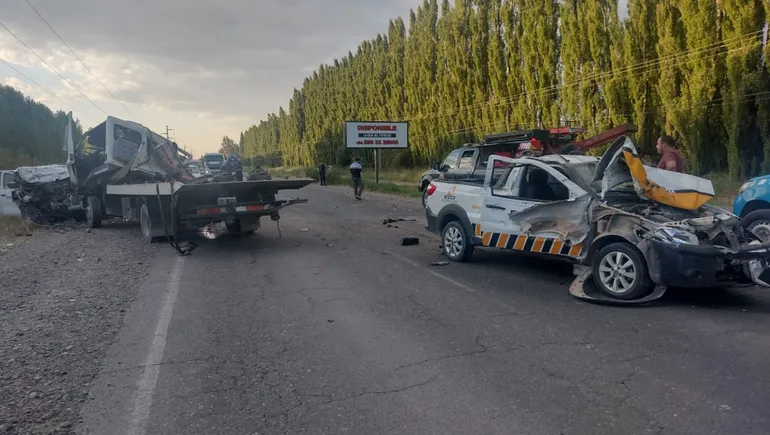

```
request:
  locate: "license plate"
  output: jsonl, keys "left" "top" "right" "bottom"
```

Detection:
{"left": 217, "top": 196, "right": 236, "bottom": 205}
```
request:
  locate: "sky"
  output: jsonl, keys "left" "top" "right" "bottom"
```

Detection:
{"left": 0, "top": 0, "right": 416, "bottom": 156}
{"left": 1, "top": 0, "right": 629, "bottom": 157}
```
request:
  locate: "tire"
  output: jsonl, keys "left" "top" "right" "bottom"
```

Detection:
{"left": 441, "top": 220, "right": 474, "bottom": 262}
{"left": 741, "top": 209, "right": 770, "bottom": 243}
{"left": 86, "top": 196, "right": 102, "bottom": 229}
{"left": 225, "top": 220, "right": 256, "bottom": 236}
{"left": 592, "top": 242, "right": 654, "bottom": 300}
{"left": 139, "top": 203, "right": 155, "bottom": 243}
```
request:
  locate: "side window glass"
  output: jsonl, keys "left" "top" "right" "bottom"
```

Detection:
{"left": 491, "top": 165, "right": 523, "bottom": 198}
{"left": 518, "top": 165, "right": 569, "bottom": 202}
{"left": 457, "top": 151, "right": 475, "bottom": 170}
{"left": 441, "top": 150, "right": 462, "bottom": 171}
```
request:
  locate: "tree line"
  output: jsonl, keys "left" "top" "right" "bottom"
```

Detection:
{"left": 239, "top": 0, "right": 770, "bottom": 180}
{"left": 0, "top": 85, "right": 84, "bottom": 169}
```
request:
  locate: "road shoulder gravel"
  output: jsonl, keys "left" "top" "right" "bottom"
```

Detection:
{"left": 0, "top": 222, "right": 159, "bottom": 434}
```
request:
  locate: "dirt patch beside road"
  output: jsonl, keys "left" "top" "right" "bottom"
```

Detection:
{"left": 0, "top": 222, "right": 157, "bottom": 434}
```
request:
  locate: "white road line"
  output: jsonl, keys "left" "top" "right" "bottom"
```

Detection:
{"left": 126, "top": 255, "right": 184, "bottom": 435}
{"left": 385, "top": 251, "right": 476, "bottom": 293}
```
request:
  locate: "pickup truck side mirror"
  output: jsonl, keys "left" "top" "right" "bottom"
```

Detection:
{"left": 432, "top": 162, "right": 441, "bottom": 171}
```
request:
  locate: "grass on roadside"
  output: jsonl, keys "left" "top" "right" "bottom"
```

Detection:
{"left": 706, "top": 172, "right": 741, "bottom": 210}
{"left": 268, "top": 166, "right": 422, "bottom": 198}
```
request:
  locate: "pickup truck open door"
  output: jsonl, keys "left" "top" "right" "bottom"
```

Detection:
{"left": 480, "top": 155, "right": 589, "bottom": 258}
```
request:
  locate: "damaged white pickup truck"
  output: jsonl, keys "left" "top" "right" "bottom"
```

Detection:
{"left": 424, "top": 136, "right": 770, "bottom": 304}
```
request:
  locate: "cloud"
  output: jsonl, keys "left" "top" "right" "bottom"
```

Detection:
{"left": 0, "top": 0, "right": 416, "bottom": 153}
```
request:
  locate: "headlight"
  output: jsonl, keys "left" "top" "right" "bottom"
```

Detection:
{"left": 739, "top": 181, "right": 753, "bottom": 193}
{"left": 652, "top": 227, "right": 699, "bottom": 245}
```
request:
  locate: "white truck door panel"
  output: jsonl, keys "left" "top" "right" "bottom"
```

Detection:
{"left": 480, "top": 155, "right": 587, "bottom": 255}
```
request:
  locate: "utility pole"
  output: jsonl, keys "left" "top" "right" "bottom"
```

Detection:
{"left": 165, "top": 125, "right": 175, "bottom": 142}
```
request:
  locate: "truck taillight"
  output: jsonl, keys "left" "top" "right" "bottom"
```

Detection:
{"left": 426, "top": 183, "right": 437, "bottom": 196}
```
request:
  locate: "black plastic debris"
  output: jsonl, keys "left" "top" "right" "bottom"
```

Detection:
{"left": 401, "top": 237, "right": 420, "bottom": 246}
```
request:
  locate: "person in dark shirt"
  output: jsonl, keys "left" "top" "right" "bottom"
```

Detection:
{"left": 656, "top": 135, "right": 685, "bottom": 173}
{"left": 349, "top": 157, "right": 364, "bottom": 200}
{"left": 318, "top": 161, "right": 327, "bottom": 186}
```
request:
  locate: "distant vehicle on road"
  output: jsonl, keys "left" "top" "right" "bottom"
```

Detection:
{"left": 734, "top": 174, "right": 770, "bottom": 242}
{"left": 185, "top": 162, "right": 203, "bottom": 178}
{"left": 0, "top": 169, "right": 21, "bottom": 216}
{"left": 202, "top": 153, "right": 225, "bottom": 175}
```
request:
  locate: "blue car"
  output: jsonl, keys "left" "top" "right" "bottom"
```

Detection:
{"left": 733, "top": 175, "right": 770, "bottom": 241}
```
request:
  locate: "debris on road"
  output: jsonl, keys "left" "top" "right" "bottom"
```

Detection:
{"left": 383, "top": 217, "right": 417, "bottom": 225}
{"left": 431, "top": 261, "right": 449, "bottom": 266}
{"left": 401, "top": 237, "right": 420, "bottom": 246}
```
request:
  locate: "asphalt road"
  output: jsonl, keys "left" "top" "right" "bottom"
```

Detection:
{"left": 78, "top": 183, "right": 770, "bottom": 435}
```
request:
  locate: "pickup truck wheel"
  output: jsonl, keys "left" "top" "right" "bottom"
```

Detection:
{"left": 442, "top": 221, "right": 473, "bottom": 262}
{"left": 86, "top": 196, "right": 102, "bottom": 229}
{"left": 593, "top": 243, "right": 653, "bottom": 300}
{"left": 741, "top": 209, "right": 770, "bottom": 243}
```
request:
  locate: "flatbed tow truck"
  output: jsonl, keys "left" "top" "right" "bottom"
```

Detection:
{"left": 62, "top": 113, "right": 312, "bottom": 254}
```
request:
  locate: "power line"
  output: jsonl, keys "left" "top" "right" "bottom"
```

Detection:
{"left": 0, "top": 19, "right": 108, "bottom": 116}
{"left": 1, "top": 57, "right": 94, "bottom": 119}
{"left": 22, "top": 0, "right": 133, "bottom": 117}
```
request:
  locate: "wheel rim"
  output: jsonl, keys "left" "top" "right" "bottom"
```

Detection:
{"left": 598, "top": 251, "right": 637, "bottom": 294}
{"left": 443, "top": 226, "right": 464, "bottom": 258}
{"left": 748, "top": 220, "right": 770, "bottom": 243}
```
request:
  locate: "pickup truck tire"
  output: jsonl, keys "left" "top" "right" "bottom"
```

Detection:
{"left": 592, "top": 242, "right": 653, "bottom": 300}
{"left": 86, "top": 196, "right": 103, "bottom": 229}
{"left": 741, "top": 209, "right": 770, "bottom": 243}
{"left": 441, "top": 220, "right": 474, "bottom": 262}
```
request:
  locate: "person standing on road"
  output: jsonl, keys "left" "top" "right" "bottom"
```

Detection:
{"left": 656, "top": 135, "right": 685, "bottom": 173}
{"left": 318, "top": 161, "right": 327, "bottom": 186}
{"left": 350, "top": 158, "right": 364, "bottom": 200}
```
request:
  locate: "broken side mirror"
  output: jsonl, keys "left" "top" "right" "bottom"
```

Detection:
{"left": 432, "top": 162, "right": 441, "bottom": 171}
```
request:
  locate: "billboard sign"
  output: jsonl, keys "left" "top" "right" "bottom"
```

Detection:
{"left": 344, "top": 121, "right": 409, "bottom": 149}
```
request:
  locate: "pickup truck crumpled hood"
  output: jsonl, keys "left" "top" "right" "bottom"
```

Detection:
{"left": 594, "top": 136, "right": 715, "bottom": 211}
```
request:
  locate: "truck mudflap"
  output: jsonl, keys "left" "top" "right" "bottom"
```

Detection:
{"left": 569, "top": 266, "right": 667, "bottom": 306}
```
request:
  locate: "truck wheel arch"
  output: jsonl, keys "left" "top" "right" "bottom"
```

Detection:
{"left": 437, "top": 204, "right": 478, "bottom": 245}
{"left": 586, "top": 234, "right": 638, "bottom": 265}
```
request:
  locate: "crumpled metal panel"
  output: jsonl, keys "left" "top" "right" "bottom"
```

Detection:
{"left": 508, "top": 194, "right": 593, "bottom": 245}
{"left": 14, "top": 164, "right": 70, "bottom": 184}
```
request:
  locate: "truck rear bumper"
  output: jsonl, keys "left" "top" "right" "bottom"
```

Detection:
{"left": 181, "top": 199, "right": 307, "bottom": 226}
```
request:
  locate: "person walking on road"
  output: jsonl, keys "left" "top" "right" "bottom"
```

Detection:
{"left": 318, "top": 161, "right": 327, "bottom": 186}
{"left": 656, "top": 135, "right": 685, "bottom": 173}
{"left": 350, "top": 158, "right": 364, "bottom": 200}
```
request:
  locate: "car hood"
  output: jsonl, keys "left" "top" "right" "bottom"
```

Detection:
{"left": 592, "top": 136, "right": 715, "bottom": 211}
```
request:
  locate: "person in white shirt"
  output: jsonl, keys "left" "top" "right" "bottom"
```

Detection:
{"left": 349, "top": 158, "right": 364, "bottom": 200}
